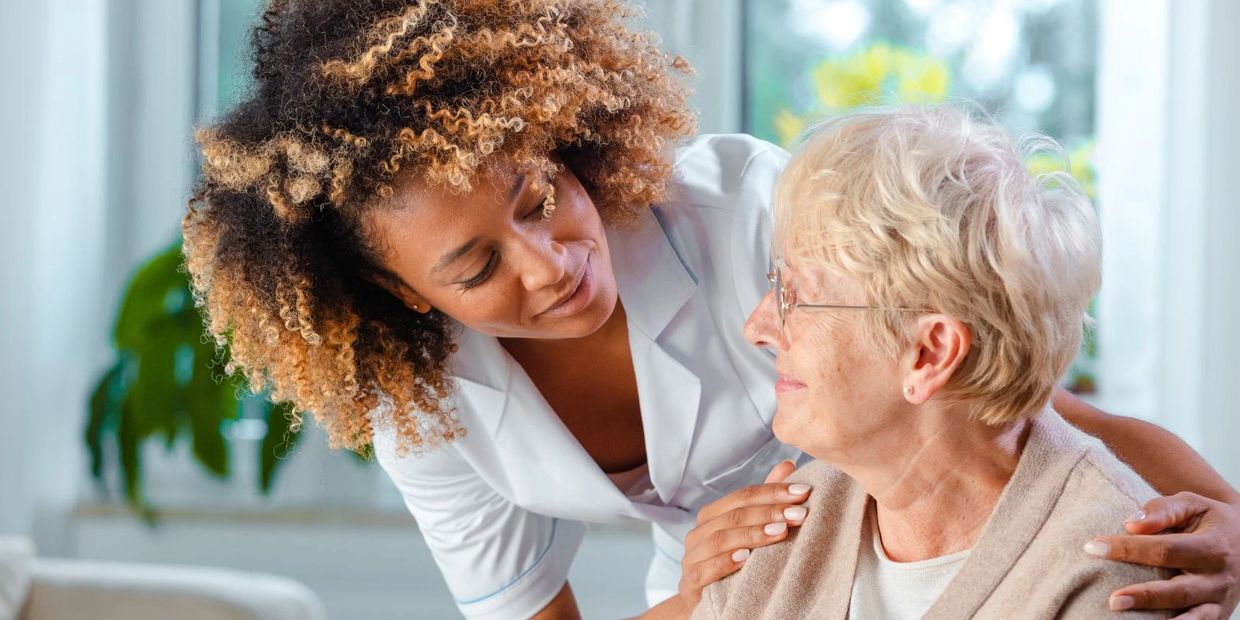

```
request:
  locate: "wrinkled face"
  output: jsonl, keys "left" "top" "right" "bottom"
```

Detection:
{"left": 744, "top": 259, "right": 905, "bottom": 458}
{"left": 366, "top": 159, "right": 619, "bottom": 340}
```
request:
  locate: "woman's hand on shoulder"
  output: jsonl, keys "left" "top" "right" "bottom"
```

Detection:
{"left": 1085, "top": 491, "right": 1240, "bottom": 618}
{"left": 676, "top": 460, "right": 811, "bottom": 608}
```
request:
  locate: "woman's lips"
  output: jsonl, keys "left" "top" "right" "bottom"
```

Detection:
{"left": 539, "top": 255, "right": 593, "bottom": 318}
{"left": 775, "top": 374, "right": 808, "bottom": 394}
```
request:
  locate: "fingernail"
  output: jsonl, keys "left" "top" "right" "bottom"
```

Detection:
{"left": 1125, "top": 510, "right": 1147, "bottom": 523}
{"left": 788, "top": 483, "right": 812, "bottom": 496}
{"left": 783, "top": 506, "right": 808, "bottom": 521}
{"left": 731, "top": 549, "right": 751, "bottom": 563}
{"left": 764, "top": 522, "right": 788, "bottom": 536}
{"left": 1109, "top": 595, "right": 1135, "bottom": 611}
{"left": 1083, "top": 540, "right": 1110, "bottom": 557}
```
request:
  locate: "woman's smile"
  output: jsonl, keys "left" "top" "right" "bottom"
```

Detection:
{"left": 538, "top": 253, "right": 595, "bottom": 319}
{"left": 775, "top": 372, "right": 808, "bottom": 394}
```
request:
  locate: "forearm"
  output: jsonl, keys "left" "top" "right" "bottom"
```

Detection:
{"left": 1054, "top": 388, "right": 1240, "bottom": 504}
{"left": 531, "top": 583, "right": 583, "bottom": 620}
{"left": 636, "top": 595, "right": 691, "bottom": 619}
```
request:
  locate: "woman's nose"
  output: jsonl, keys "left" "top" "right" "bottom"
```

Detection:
{"left": 745, "top": 289, "right": 784, "bottom": 350}
{"left": 517, "top": 236, "right": 569, "bottom": 291}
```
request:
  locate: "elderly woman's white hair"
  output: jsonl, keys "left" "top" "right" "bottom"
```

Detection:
{"left": 773, "top": 105, "right": 1101, "bottom": 424}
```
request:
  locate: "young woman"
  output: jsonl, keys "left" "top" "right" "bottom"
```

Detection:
{"left": 182, "top": 1, "right": 1240, "bottom": 618}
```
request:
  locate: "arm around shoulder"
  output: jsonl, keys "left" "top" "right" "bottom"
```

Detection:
{"left": 1054, "top": 388, "right": 1240, "bottom": 503}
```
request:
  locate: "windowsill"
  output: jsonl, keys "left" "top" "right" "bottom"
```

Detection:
{"left": 71, "top": 500, "right": 654, "bottom": 534}
{"left": 71, "top": 500, "right": 416, "bottom": 527}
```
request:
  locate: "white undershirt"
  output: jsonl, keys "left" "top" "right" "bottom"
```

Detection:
{"left": 848, "top": 502, "right": 971, "bottom": 619}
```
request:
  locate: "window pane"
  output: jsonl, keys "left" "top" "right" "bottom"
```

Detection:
{"left": 217, "top": 0, "right": 263, "bottom": 112}
{"left": 743, "top": 0, "right": 1099, "bottom": 392}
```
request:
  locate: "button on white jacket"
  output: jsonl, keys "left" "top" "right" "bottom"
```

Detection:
{"left": 373, "top": 134, "right": 799, "bottom": 619}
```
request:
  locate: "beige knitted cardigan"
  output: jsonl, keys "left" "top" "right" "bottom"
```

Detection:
{"left": 693, "top": 410, "right": 1172, "bottom": 619}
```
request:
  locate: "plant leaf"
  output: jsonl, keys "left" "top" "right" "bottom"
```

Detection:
{"left": 117, "top": 397, "right": 146, "bottom": 512}
{"left": 185, "top": 338, "right": 238, "bottom": 477}
{"left": 114, "top": 243, "right": 186, "bottom": 351}
{"left": 259, "top": 400, "right": 300, "bottom": 494}
{"left": 126, "top": 324, "right": 181, "bottom": 440}
{"left": 85, "top": 361, "right": 124, "bottom": 483}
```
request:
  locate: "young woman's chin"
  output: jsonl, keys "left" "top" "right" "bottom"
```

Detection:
{"left": 543, "top": 286, "right": 618, "bottom": 339}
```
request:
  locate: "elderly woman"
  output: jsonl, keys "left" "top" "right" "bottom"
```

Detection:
{"left": 692, "top": 106, "right": 1171, "bottom": 619}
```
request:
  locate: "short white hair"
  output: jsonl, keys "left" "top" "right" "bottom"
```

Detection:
{"left": 774, "top": 105, "right": 1100, "bottom": 424}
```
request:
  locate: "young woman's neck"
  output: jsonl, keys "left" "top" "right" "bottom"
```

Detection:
{"left": 832, "top": 404, "right": 1031, "bottom": 562}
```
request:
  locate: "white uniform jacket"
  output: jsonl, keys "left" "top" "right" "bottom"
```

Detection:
{"left": 373, "top": 134, "right": 798, "bottom": 619}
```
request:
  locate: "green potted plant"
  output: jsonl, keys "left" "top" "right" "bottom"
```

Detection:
{"left": 86, "top": 241, "right": 302, "bottom": 517}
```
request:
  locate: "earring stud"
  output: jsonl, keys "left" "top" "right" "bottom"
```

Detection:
{"left": 903, "top": 385, "right": 914, "bottom": 397}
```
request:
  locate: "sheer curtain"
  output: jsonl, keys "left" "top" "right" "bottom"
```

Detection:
{"left": 1096, "top": 0, "right": 1240, "bottom": 488}
{"left": 0, "top": 0, "right": 109, "bottom": 540}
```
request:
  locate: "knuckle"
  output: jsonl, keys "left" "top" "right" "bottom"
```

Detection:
{"left": 1170, "top": 586, "right": 1195, "bottom": 609}
{"left": 1217, "top": 544, "right": 1237, "bottom": 571}
{"left": 1152, "top": 542, "right": 1174, "bottom": 566}
{"left": 726, "top": 508, "right": 746, "bottom": 529}
{"left": 772, "top": 505, "right": 789, "bottom": 523}
{"left": 1108, "top": 537, "right": 1131, "bottom": 560}
{"left": 1217, "top": 570, "right": 1238, "bottom": 595}
{"left": 1184, "top": 602, "right": 1218, "bottom": 619}
{"left": 707, "top": 529, "right": 729, "bottom": 550}
{"left": 694, "top": 562, "right": 714, "bottom": 585}
{"left": 1200, "top": 604, "right": 1223, "bottom": 619}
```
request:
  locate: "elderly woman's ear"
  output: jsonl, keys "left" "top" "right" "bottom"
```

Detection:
{"left": 901, "top": 314, "right": 972, "bottom": 404}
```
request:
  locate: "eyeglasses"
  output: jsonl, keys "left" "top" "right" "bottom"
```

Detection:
{"left": 766, "top": 265, "right": 929, "bottom": 332}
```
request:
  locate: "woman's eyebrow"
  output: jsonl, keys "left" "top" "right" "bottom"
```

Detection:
{"left": 432, "top": 238, "right": 480, "bottom": 275}
{"left": 432, "top": 174, "right": 529, "bottom": 275}
{"left": 506, "top": 172, "right": 528, "bottom": 206}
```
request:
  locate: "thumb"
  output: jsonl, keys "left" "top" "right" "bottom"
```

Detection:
{"left": 1124, "top": 492, "right": 1212, "bottom": 535}
{"left": 765, "top": 459, "right": 797, "bottom": 484}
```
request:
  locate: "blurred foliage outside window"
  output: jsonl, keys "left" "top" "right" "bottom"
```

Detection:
{"left": 743, "top": 0, "right": 1099, "bottom": 392}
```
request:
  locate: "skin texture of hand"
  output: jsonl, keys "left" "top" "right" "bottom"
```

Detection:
{"left": 675, "top": 460, "right": 809, "bottom": 608}
{"left": 1084, "top": 492, "right": 1240, "bottom": 618}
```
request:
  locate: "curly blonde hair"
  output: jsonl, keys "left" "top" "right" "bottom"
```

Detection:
{"left": 182, "top": 0, "right": 695, "bottom": 454}
{"left": 775, "top": 106, "right": 1100, "bottom": 424}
